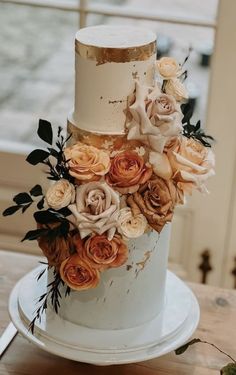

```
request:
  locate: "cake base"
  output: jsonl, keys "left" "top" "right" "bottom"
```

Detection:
{"left": 8, "top": 266, "right": 199, "bottom": 365}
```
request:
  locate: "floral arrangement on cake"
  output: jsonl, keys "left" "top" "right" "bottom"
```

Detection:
{"left": 3, "top": 56, "right": 215, "bottom": 332}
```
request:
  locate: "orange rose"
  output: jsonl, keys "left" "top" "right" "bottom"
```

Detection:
{"left": 132, "top": 177, "right": 182, "bottom": 232}
{"left": 167, "top": 136, "right": 215, "bottom": 194}
{"left": 64, "top": 143, "right": 110, "bottom": 183}
{"left": 60, "top": 253, "right": 100, "bottom": 291}
{"left": 37, "top": 227, "right": 72, "bottom": 268}
{"left": 106, "top": 151, "right": 152, "bottom": 194}
{"left": 79, "top": 234, "right": 128, "bottom": 271}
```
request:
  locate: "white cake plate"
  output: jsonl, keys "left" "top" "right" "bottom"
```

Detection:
{"left": 8, "top": 267, "right": 200, "bottom": 365}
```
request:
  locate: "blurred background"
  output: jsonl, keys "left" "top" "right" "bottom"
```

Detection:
{"left": 1, "top": 0, "right": 236, "bottom": 289}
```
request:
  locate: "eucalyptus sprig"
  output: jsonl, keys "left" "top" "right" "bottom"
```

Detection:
{"left": 2, "top": 119, "right": 73, "bottom": 219}
{"left": 26, "top": 119, "right": 73, "bottom": 182}
{"left": 29, "top": 267, "right": 71, "bottom": 334}
{"left": 2, "top": 184, "right": 44, "bottom": 216}
{"left": 21, "top": 208, "right": 73, "bottom": 242}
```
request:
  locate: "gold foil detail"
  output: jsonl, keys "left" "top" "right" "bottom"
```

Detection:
{"left": 135, "top": 250, "right": 152, "bottom": 278}
{"left": 67, "top": 120, "right": 143, "bottom": 152}
{"left": 75, "top": 40, "right": 156, "bottom": 65}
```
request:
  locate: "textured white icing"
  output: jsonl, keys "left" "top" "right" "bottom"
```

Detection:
{"left": 76, "top": 25, "right": 156, "bottom": 48}
{"left": 70, "top": 25, "right": 156, "bottom": 134}
{"left": 54, "top": 225, "right": 170, "bottom": 330}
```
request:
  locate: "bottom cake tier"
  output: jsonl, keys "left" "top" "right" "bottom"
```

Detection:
{"left": 48, "top": 224, "right": 171, "bottom": 330}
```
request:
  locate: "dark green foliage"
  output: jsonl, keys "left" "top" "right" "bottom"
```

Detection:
{"left": 2, "top": 184, "right": 44, "bottom": 217}
{"left": 30, "top": 185, "right": 43, "bottom": 197}
{"left": 181, "top": 102, "right": 215, "bottom": 147}
{"left": 221, "top": 364, "right": 236, "bottom": 375}
{"left": 29, "top": 267, "right": 71, "bottom": 334}
{"left": 175, "top": 338, "right": 236, "bottom": 373}
{"left": 26, "top": 149, "right": 50, "bottom": 165}
{"left": 175, "top": 338, "right": 201, "bottom": 355}
{"left": 37, "top": 119, "right": 53, "bottom": 145}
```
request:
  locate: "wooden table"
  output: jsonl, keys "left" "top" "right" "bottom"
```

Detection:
{"left": 0, "top": 250, "right": 236, "bottom": 374}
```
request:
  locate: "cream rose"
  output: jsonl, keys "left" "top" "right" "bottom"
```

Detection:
{"left": 165, "top": 78, "right": 188, "bottom": 102}
{"left": 60, "top": 254, "right": 100, "bottom": 291}
{"left": 167, "top": 136, "right": 215, "bottom": 194}
{"left": 64, "top": 143, "right": 110, "bottom": 183}
{"left": 69, "top": 181, "right": 120, "bottom": 240}
{"left": 127, "top": 81, "right": 183, "bottom": 153}
{"left": 156, "top": 57, "right": 181, "bottom": 79}
{"left": 45, "top": 179, "right": 75, "bottom": 210}
{"left": 118, "top": 207, "right": 147, "bottom": 238}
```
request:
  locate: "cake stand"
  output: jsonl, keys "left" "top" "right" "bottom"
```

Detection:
{"left": 8, "top": 266, "right": 200, "bottom": 365}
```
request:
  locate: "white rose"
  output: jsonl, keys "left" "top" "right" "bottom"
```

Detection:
{"left": 156, "top": 57, "right": 181, "bottom": 79}
{"left": 118, "top": 207, "right": 147, "bottom": 239}
{"left": 127, "top": 81, "right": 183, "bottom": 153}
{"left": 165, "top": 78, "right": 188, "bottom": 102}
{"left": 69, "top": 181, "right": 120, "bottom": 240}
{"left": 45, "top": 179, "right": 75, "bottom": 210}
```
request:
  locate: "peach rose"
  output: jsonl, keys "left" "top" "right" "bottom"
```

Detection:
{"left": 132, "top": 176, "right": 182, "bottom": 232}
{"left": 165, "top": 78, "right": 188, "bottom": 102}
{"left": 127, "top": 82, "right": 183, "bottom": 153}
{"left": 80, "top": 234, "right": 128, "bottom": 271}
{"left": 69, "top": 181, "right": 120, "bottom": 240}
{"left": 45, "top": 179, "right": 75, "bottom": 210}
{"left": 156, "top": 57, "right": 181, "bottom": 79}
{"left": 37, "top": 226, "right": 72, "bottom": 268}
{"left": 167, "top": 136, "right": 215, "bottom": 194}
{"left": 64, "top": 143, "right": 110, "bottom": 182}
{"left": 60, "top": 253, "right": 100, "bottom": 291}
{"left": 106, "top": 151, "right": 152, "bottom": 194}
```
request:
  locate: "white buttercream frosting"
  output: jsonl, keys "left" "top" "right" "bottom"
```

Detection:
{"left": 76, "top": 25, "right": 156, "bottom": 48}
{"left": 70, "top": 25, "right": 156, "bottom": 134}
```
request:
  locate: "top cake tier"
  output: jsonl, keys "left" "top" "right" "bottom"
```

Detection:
{"left": 69, "top": 25, "right": 156, "bottom": 135}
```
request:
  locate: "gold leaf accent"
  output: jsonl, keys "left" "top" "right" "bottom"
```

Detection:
{"left": 75, "top": 40, "right": 156, "bottom": 65}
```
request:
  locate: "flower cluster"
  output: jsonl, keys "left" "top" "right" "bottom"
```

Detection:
{"left": 3, "top": 56, "right": 215, "bottom": 294}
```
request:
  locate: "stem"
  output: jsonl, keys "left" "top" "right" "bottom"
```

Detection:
{"left": 200, "top": 340, "right": 236, "bottom": 364}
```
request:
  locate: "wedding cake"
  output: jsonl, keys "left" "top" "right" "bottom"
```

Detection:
{"left": 5, "top": 25, "right": 215, "bottom": 338}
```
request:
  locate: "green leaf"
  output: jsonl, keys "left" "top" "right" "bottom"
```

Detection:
{"left": 30, "top": 184, "right": 43, "bottom": 197}
{"left": 2, "top": 205, "right": 21, "bottom": 216}
{"left": 37, "top": 119, "right": 53, "bottom": 145}
{"left": 175, "top": 338, "right": 201, "bottom": 355}
{"left": 26, "top": 149, "right": 50, "bottom": 165}
{"left": 22, "top": 202, "right": 32, "bottom": 213}
{"left": 221, "top": 363, "right": 236, "bottom": 374}
{"left": 34, "top": 209, "right": 60, "bottom": 224}
{"left": 59, "top": 221, "right": 70, "bottom": 236}
{"left": 21, "top": 228, "right": 49, "bottom": 242}
{"left": 181, "top": 102, "right": 194, "bottom": 124}
{"left": 37, "top": 197, "right": 45, "bottom": 210}
{"left": 13, "top": 192, "right": 32, "bottom": 205}
{"left": 47, "top": 148, "right": 59, "bottom": 158}
{"left": 57, "top": 207, "right": 71, "bottom": 217}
